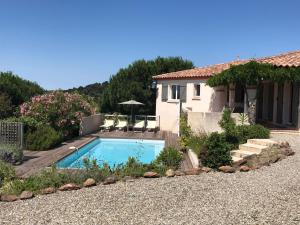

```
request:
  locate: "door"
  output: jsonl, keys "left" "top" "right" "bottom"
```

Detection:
{"left": 276, "top": 83, "right": 284, "bottom": 124}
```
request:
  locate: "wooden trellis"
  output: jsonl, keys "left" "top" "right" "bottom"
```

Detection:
{"left": 0, "top": 122, "right": 24, "bottom": 148}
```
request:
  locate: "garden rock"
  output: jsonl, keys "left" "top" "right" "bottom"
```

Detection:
{"left": 122, "top": 176, "right": 135, "bottom": 182}
{"left": 239, "top": 165, "right": 250, "bottom": 172}
{"left": 83, "top": 178, "right": 96, "bottom": 187}
{"left": 58, "top": 183, "right": 81, "bottom": 191}
{"left": 165, "top": 169, "right": 175, "bottom": 177}
{"left": 174, "top": 170, "right": 185, "bottom": 176}
{"left": 103, "top": 176, "right": 117, "bottom": 185}
{"left": 232, "top": 158, "right": 247, "bottom": 167}
{"left": 219, "top": 166, "right": 235, "bottom": 173}
{"left": 20, "top": 191, "right": 34, "bottom": 200}
{"left": 201, "top": 167, "right": 212, "bottom": 173}
{"left": 143, "top": 171, "right": 159, "bottom": 178}
{"left": 41, "top": 187, "right": 56, "bottom": 195}
{"left": 1, "top": 194, "right": 17, "bottom": 202}
{"left": 184, "top": 168, "right": 201, "bottom": 175}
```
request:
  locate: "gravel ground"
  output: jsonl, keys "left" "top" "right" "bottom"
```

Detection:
{"left": 0, "top": 133, "right": 299, "bottom": 225}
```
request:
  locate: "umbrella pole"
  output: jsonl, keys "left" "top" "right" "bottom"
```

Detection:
{"left": 131, "top": 105, "right": 133, "bottom": 125}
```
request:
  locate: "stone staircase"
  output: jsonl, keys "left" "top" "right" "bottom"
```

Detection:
{"left": 231, "top": 139, "right": 278, "bottom": 163}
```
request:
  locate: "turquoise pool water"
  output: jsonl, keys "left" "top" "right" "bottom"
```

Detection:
{"left": 56, "top": 138, "right": 165, "bottom": 169}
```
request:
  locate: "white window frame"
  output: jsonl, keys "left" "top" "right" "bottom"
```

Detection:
{"left": 169, "top": 84, "right": 180, "bottom": 101}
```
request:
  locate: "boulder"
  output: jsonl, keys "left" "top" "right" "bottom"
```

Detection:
{"left": 165, "top": 169, "right": 175, "bottom": 177}
{"left": 174, "top": 170, "right": 185, "bottom": 176}
{"left": 280, "top": 141, "right": 290, "bottom": 148}
{"left": 20, "top": 191, "right": 34, "bottom": 200}
{"left": 58, "top": 183, "right": 81, "bottom": 191}
{"left": 103, "top": 176, "right": 117, "bottom": 185}
{"left": 1, "top": 194, "right": 17, "bottom": 202}
{"left": 239, "top": 165, "right": 250, "bottom": 172}
{"left": 83, "top": 178, "right": 96, "bottom": 187}
{"left": 41, "top": 187, "right": 56, "bottom": 195}
{"left": 280, "top": 147, "right": 295, "bottom": 156}
{"left": 201, "top": 167, "right": 212, "bottom": 173}
{"left": 143, "top": 171, "right": 159, "bottom": 178}
{"left": 184, "top": 168, "right": 201, "bottom": 175}
{"left": 219, "top": 166, "right": 235, "bottom": 173}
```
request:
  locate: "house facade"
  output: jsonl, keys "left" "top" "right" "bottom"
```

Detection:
{"left": 153, "top": 50, "right": 300, "bottom": 134}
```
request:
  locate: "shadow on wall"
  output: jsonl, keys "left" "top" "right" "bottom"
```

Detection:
{"left": 209, "top": 87, "right": 227, "bottom": 112}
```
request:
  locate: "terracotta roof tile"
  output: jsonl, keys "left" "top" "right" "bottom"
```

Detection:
{"left": 153, "top": 50, "right": 300, "bottom": 80}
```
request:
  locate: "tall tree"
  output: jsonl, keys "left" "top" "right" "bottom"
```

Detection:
{"left": 0, "top": 71, "right": 44, "bottom": 118}
{"left": 100, "top": 57, "right": 194, "bottom": 115}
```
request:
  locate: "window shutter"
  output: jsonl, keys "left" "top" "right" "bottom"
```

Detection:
{"left": 180, "top": 85, "right": 187, "bottom": 102}
{"left": 161, "top": 84, "right": 168, "bottom": 102}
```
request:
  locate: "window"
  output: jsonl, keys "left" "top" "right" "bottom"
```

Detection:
{"left": 194, "top": 84, "right": 201, "bottom": 97}
{"left": 171, "top": 85, "right": 180, "bottom": 100}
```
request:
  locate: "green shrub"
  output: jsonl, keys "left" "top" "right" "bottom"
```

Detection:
{"left": 0, "top": 160, "right": 16, "bottom": 187}
{"left": 179, "top": 114, "right": 193, "bottom": 148}
{"left": 155, "top": 147, "right": 183, "bottom": 170}
{"left": 236, "top": 124, "right": 270, "bottom": 144}
{"left": 219, "top": 108, "right": 236, "bottom": 134}
{"left": 114, "top": 157, "right": 148, "bottom": 178}
{"left": 200, "top": 132, "right": 232, "bottom": 169}
{"left": 0, "top": 144, "right": 23, "bottom": 163}
{"left": 4, "top": 116, "right": 43, "bottom": 134}
{"left": 26, "top": 125, "right": 63, "bottom": 150}
{"left": 186, "top": 134, "right": 207, "bottom": 157}
{"left": 82, "top": 158, "right": 111, "bottom": 181}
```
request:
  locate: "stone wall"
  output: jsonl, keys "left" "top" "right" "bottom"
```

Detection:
{"left": 79, "top": 114, "right": 104, "bottom": 136}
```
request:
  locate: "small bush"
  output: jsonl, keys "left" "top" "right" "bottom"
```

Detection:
{"left": 0, "top": 160, "right": 16, "bottom": 187}
{"left": 200, "top": 132, "right": 232, "bottom": 169}
{"left": 179, "top": 114, "right": 193, "bottom": 148}
{"left": 0, "top": 144, "right": 23, "bottom": 163}
{"left": 186, "top": 134, "right": 207, "bottom": 157}
{"left": 155, "top": 147, "right": 183, "bottom": 170}
{"left": 26, "top": 125, "right": 63, "bottom": 150}
{"left": 114, "top": 157, "right": 148, "bottom": 178}
{"left": 236, "top": 124, "right": 270, "bottom": 144}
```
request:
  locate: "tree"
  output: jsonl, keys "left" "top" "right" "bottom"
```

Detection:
{"left": 0, "top": 71, "right": 44, "bottom": 118}
{"left": 100, "top": 57, "right": 194, "bottom": 115}
{"left": 65, "top": 82, "right": 108, "bottom": 111}
{"left": 0, "top": 93, "right": 13, "bottom": 119}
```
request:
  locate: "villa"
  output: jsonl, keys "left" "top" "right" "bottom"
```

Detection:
{"left": 153, "top": 50, "right": 300, "bottom": 134}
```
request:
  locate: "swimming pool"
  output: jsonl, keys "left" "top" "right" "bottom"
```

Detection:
{"left": 56, "top": 138, "right": 165, "bottom": 169}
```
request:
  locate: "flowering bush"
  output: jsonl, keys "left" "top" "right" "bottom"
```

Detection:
{"left": 20, "top": 91, "right": 96, "bottom": 138}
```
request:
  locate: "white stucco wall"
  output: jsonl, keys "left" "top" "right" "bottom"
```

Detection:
{"left": 155, "top": 79, "right": 227, "bottom": 133}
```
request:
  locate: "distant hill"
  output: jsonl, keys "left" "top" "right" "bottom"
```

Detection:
{"left": 65, "top": 82, "right": 109, "bottom": 110}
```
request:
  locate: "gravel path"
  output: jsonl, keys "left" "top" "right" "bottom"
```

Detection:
{"left": 0, "top": 133, "right": 299, "bottom": 225}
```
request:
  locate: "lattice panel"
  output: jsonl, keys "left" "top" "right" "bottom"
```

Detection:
{"left": 0, "top": 122, "right": 23, "bottom": 148}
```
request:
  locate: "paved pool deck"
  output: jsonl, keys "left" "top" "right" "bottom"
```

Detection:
{"left": 16, "top": 131, "right": 186, "bottom": 177}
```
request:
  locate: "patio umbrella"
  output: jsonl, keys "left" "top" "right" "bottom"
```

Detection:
{"left": 118, "top": 100, "right": 144, "bottom": 123}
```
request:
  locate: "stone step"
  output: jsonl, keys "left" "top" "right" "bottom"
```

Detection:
{"left": 231, "top": 150, "right": 256, "bottom": 158}
{"left": 239, "top": 143, "right": 268, "bottom": 154}
{"left": 232, "top": 155, "right": 244, "bottom": 162}
{"left": 247, "top": 139, "right": 278, "bottom": 147}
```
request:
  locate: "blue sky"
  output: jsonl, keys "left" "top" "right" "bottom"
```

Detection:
{"left": 0, "top": 0, "right": 299, "bottom": 90}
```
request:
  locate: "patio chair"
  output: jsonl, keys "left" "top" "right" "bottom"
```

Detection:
{"left": 146, "top": 120, "right": 158, "bottom": 132}
{"left": 115, "top": 116, "right": 128, "bottom": 131}
{"left": 133, "top": 120, "right": 145, "bottom": 132}
{"left": 100, "top": 118, "right": 115, "bottom": 131}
